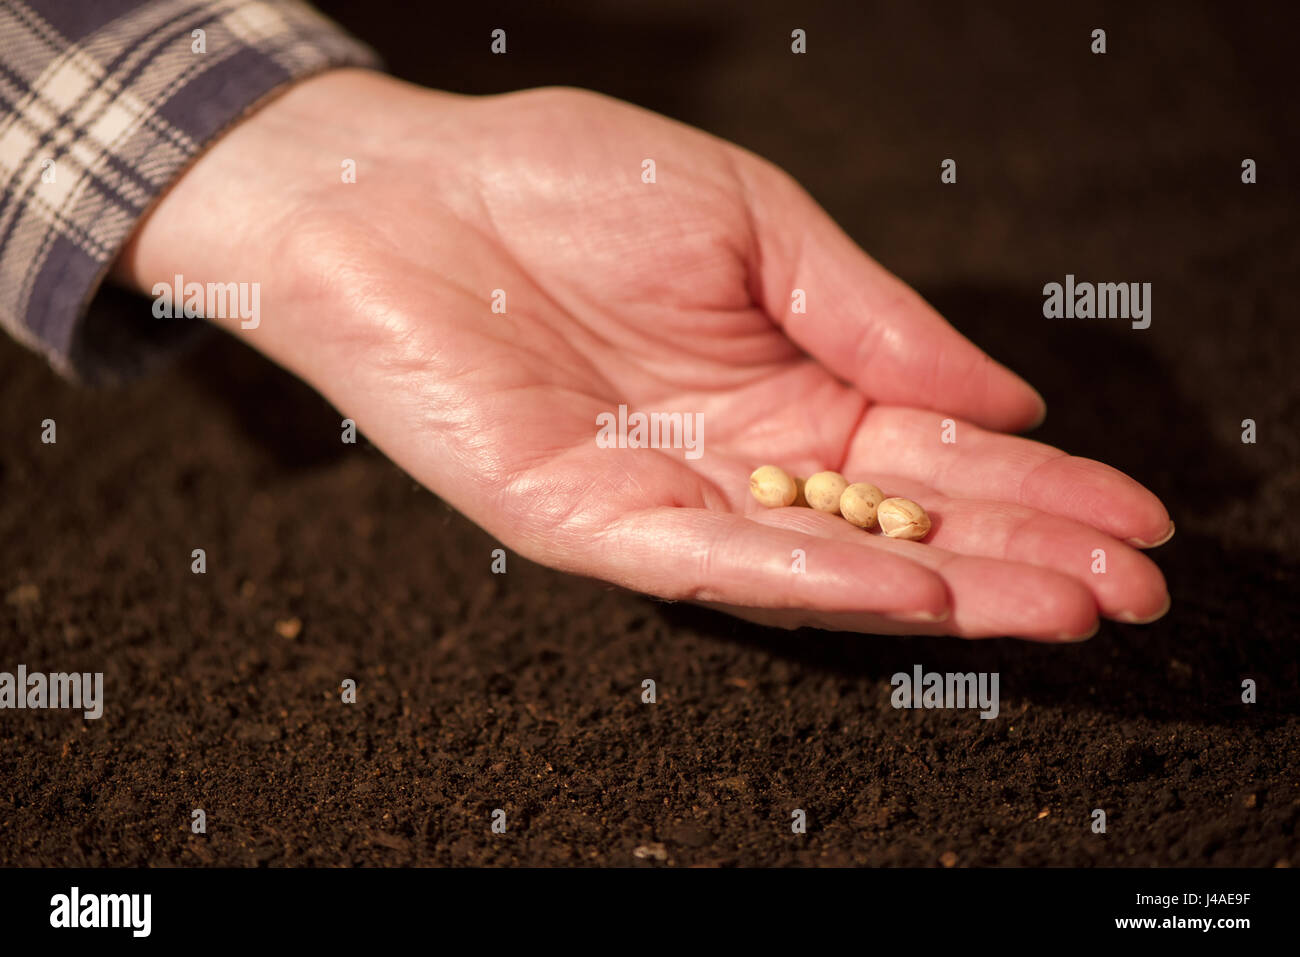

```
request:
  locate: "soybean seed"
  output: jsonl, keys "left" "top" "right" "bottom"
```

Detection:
{"left": 840, "top": 482, "right": 885, "bottom": 528}
{"left": 749, "top": 465, "right": 798, "bottom": 508}
{"left": 877, "top": 497, "right": 932, "bottom": 540}
{"left": 804, "top": 471, "right": 849, "bottom": 514}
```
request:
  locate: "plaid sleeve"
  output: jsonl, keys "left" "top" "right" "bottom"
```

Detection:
{"left": 0, "top": 0, "right": 381, "bottom": 384}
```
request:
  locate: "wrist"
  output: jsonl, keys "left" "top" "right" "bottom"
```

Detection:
{"left": 111, "top": 69, "right": 418, "bottom": 345}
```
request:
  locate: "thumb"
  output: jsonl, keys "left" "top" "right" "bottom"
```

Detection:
{"left": 737, "top": 156, "right": 1046, "bottom": 432}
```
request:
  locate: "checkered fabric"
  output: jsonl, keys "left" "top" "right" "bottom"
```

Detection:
{"left": 0, "top": 0, "right": 380, "bottom": 383}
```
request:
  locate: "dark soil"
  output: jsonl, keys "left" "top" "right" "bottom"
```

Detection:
{"left": 2, "top": 1, "right": 1297, "bottom": 866}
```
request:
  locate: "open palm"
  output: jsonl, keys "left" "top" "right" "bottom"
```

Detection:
{"left": 118, "top": 72, "right": 1172, "bottom": 641}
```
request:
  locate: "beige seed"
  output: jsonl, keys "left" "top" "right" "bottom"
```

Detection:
{"left": 877, "top": 497, "right": 932, "bottom": 540}
{"left": 749, "top": 465, "right": 797, "bottom": 508}
{"left": 839, "top": 482, "right": 885, "bottom": 528}
{"left": 804, "top": 471, "right": 849, "bottom": 514}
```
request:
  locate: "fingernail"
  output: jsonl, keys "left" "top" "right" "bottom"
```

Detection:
{"left": 1057, "top": 621, "right": 1099, "bottom": 643}
{"left": 1126, "top": 521, "right": 1175, "bottom": 549}
{"left": 1116, "top": 594, "right": 1171, "bottom": 625}
{"left": 894, "top": 608, "right": 950, "bottom": 623}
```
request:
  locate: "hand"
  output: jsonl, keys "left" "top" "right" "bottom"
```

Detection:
{"left": 114, "top": 69, "right": 1172, "bottom": 641}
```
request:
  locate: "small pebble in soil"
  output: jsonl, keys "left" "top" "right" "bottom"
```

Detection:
{"left": 5, "top": 583, "right": 40, "bottom": 606}
{"left": 275, "top": 617, "right": 303, "bottom": 639}
{"left": 633, "top": 842, "right": 669, "bottom": 861}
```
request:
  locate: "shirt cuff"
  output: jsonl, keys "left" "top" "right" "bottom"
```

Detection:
{"left": 0, "top": 0, "right": 383, "bottom": 385}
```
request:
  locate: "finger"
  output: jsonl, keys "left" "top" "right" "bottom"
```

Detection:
{"left": 738, "top": 158, "right": 1045, "bottom": 432}
{"left": 846, "top": 474, "right": 1170, "bottom": 622}
{"left": 595, "top": 506, "right": 950, "bottom": 622}
{"left": 696, "top": 601, "right": 946, "bottom": 635}
{"left": 844, "top": 406, "right": 1175, "bottom": 547}
{"left": 751, "top": 507, "right": 1099, "bottom": 641}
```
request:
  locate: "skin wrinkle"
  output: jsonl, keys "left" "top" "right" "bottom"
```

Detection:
{"left": 716, "top": 527, "right": 809, "bottom": 608}
{"left": 1015, "top": 452, "right": 1074, "bottom": 510}
{"left": 606, "top": 328, "right": 799, "bottom": 395}
{"left": 490, "top": 274, "right": 667, "bottom": 403}
{"left": 574, "top": 302, "right": 758, "bottom": 388}
{"left": 851, "top": 305, "right": 893, "bottom": 396}
{"left": 468, "top": 116, "right": 747, "bottom": 380}
{"left": 611, "top": 456, "right": 651, "bottom": 511}
{"left": 912, "top": 319, "right": 952, "bottom": 417}
{"left": 923, "top": 421, "right": 968, "bottom": 492}
{"left": 918, "top": 421, "right": 1066, "bottom": 503}
{"left": 406, "top": 267, "right": 619, "bottom": 405}
{"left": 470, "top": 319, "right": 616, "bottom": 401}
{"left": 976, "top": 352, "right": 995, "bottom": 418}
{"left": 757, "top": 171, "right": 810, "bottom": 340}
{"left": 278, "top": 214, "right": 454, "bottom": 368}
{"left": 535, "top": 444, "right": 717, "bottom": 534}
{"left": 999, "top": 508, "right": 1041, "bottom": 564}
{"left": 435, "top": 186, "right": 625, "bottom": 402}
{"left": 589, "top": 508, "right": 713, "bottom": 601}
{"left": 577, "top": 262, "right": 758, "bottom": 370}
{"left": 724, "top": 145, "right": 766, "bottom": 311}
{"left": 426, "top": 379, "right": 595, "bottom": 445}
{"left": 454, "top": 399, "right": 602, "bottom": 494}
{"left": 706, "top": 376, "right": 823, "bottom": 464}
{"left": 392, "top": 337, "right": 600, "bottom": 456}
{"left": 684, "top": 522, "right": 725, "bottom": 604}
{"left": 495, "top": 461, "right": 616, "bottom": 547}
{"left": 787, "top": 243, "right": 817, "bottom": 344}
{"left": 834, "top": 397, "right": 874, "bottom": 474}
{"left": 944, "top": 331, "right": 995, "bottom": 420}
